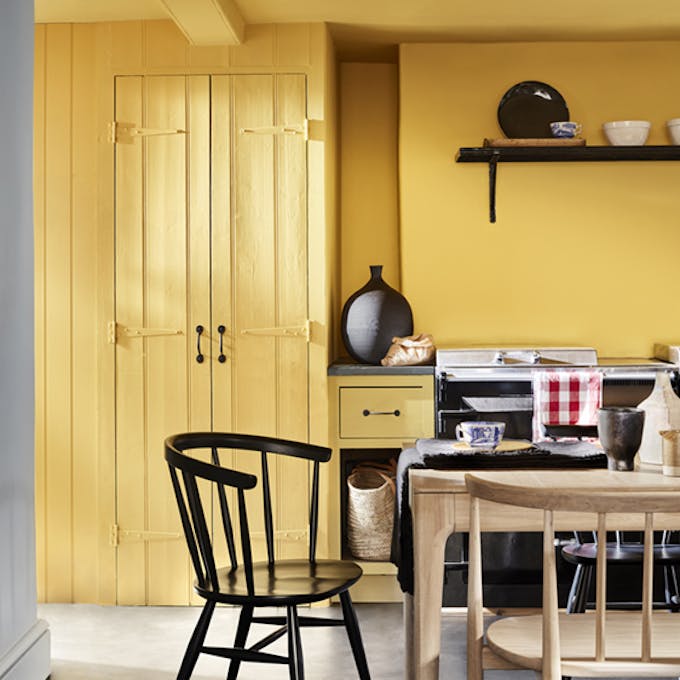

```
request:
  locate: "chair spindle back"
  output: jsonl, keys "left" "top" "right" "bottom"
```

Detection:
{"left": 165, "top": 432, "right": 331, "bottom": 594}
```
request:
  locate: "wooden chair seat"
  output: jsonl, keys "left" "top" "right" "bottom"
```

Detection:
{"left": 562, "top": 541, "right": 680, "bottom": 565}
{"left": 195, "top": 558, "right": 363, "bottom": 605}
{"left": 562, "top": 538, "right": 680, "bottom": 612}
{"left": 487, "top": 612, "right": 680, "bottom": 675}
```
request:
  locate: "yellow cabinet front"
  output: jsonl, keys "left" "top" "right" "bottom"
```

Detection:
{"left": 339, "top": 385, "right": 432, "bottom": 439}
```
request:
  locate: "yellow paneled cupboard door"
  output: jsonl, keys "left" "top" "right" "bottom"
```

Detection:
{"left": 113, "top": 74, "right": 310, "bottom": 605}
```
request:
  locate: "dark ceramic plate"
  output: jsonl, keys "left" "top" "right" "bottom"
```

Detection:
{"left": 497, "top": 81, "right": 569, "bottom": 138}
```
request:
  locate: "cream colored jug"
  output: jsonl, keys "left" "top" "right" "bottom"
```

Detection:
{"left": 659, "top": 429, "right": 680, "bottom": 476}
{"left": 637, "top": 372, "right": 680, "bottom": 465}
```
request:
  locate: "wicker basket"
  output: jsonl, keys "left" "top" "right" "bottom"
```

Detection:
{"left": 346, "top": 464, "right": 396, "bottom": 561}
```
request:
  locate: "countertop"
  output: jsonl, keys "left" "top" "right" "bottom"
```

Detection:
{"left": 328, "top": 358, "right": 434, "bottom": 376}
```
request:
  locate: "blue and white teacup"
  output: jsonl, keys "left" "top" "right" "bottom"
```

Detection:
{"left": 550, "top": 121, "right": 582, "bottom": 138}
{"left": 455, "top": 421, "right": 506, "bottom": 448}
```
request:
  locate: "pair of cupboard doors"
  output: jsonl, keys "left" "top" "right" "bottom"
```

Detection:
{"left": 113, "top": 73, "right": 312, "bottom": 605}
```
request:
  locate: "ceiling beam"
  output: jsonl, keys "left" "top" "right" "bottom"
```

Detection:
{"left": 159, "top": 0, "right": 245, "bottom": 45}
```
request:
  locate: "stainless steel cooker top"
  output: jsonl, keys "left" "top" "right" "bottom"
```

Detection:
{"left": 436, "top": 346, "right": 675, "bottom": 381}
{"left": 436, "top": 347, "right": 598, "bottom": 368}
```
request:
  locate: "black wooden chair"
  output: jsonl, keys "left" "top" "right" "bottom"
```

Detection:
{"left": 165, "top": 432, "right": 371, "bottom": 680}
{"left": 562, "top": 530, "right": 680, "bottom": 613}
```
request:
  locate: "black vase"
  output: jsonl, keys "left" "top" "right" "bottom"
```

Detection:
{"left": 341, "top": 265, "right": 414, "bottom": 364}
{"left": 598, "top": 406, "right": 645, "bottom": 471}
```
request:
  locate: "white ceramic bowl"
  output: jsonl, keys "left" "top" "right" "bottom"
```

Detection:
{"left": 603, "top": 120, "right": 651, "bottom": 146}
{"left": 667, "top": 118, "right": 680, "bottom": 145}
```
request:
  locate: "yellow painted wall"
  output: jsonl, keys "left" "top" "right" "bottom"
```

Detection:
{"left": 340, "top": 63, "right": 400, "bottom": 307}
{"left": 399, "top": 41, "right": 680, "bottom": 357}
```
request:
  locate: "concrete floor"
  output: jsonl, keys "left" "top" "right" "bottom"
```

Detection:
{"left": 39, "top": 602, "right": 533, "bottom": 680}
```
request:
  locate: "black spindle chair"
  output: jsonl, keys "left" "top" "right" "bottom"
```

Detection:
{"left": 563, "top": 530, "right": 680, "bottom": 613}
{"left": 165, "top": 432, "right": 371, "bottom": 680}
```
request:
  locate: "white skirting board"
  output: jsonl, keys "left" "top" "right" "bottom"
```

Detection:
{"left": 0, "top": 620, "right": 50, "bottom": 680}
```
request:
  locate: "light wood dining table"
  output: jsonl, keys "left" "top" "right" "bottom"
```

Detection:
{"left": 404, "top": 464, "right": 680, "bottom": 680}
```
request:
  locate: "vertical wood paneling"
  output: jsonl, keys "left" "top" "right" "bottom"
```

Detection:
{"left": 44, "top": 23, "right": 74, "bottom": 602}
{"left": 187, "top": 76, "right": 213, "bottom": 435}
{"left": 232, "top": 74, "right": 276, "bottom": 439}
{"left": 144, "top": 76, "right": 192, "bottom": 605}
{"left": 231, "top": 75, "right": 277, "bottom": 559}
{"left": 109, "top": 22, "right": 144, "bottom": 71}
{"left": 276, "top": 24, "right": 311, "bottom": 67}
{"left": 275, "top": 74, "right": 308, "bottom": 441}
{"left": 310, "top": 25, "right": 336, "bottom": 558}
{"left": 71, "top": 24, "right": 100, "bottom": 604}
{"left": 33, "top": 23, "right": 47, "bottom": 603}
{"left": 35, "top": 20, "right": 332, "bottom": 603}
{"left": 208, "top": 77, "right": 240, "bottom": 590}
{"left": 210, "top": 76, "right": 233, "bottom": 434}
{"left": 275, "top": 74, "right": 309, "bottom": 558}
{"left": 188, "top": 44, "right": 230, "bottom": 70}
{"left": 144, "top": 21, "right": 188, "bottom": 70}
{"left": 230, "top": 24, "right": 276, "bottom": 67}
{"left": 114, "top": 76, "right": 147, "bottom": 605}
{"left": 93, "top": 20, "right": 117, "bottom": 606}
{"left": 207, "top": 76, "right": 234, "bottom": 604}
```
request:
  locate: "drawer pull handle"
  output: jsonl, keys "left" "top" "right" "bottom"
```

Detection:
{"left": 362, "top": 409, "right": 401, "bottom": 417}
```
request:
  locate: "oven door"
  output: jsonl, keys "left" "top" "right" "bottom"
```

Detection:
{"left": 436, "top": 373, "right": 533, "bottom": 439}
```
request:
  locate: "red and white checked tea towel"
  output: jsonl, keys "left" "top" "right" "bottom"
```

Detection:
{"left": 532, "top": 370, "right": 603, "bottom": 441}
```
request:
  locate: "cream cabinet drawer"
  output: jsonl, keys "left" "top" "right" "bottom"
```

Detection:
{"left": 339, "top": 386, "right": 431, "bottom": 439}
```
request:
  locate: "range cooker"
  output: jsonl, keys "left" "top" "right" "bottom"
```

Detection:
{"left": 434, "top": 346, "right": 680, "bottom": 608}
{"left": 436, "top": 346, "right": 678, "bottom": 439}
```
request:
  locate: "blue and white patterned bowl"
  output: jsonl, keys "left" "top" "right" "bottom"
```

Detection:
{"left": 550, "top": 121, "right": 581, "bottom": 138}
{"left": 455, "top": 421, "right": 506, "bottom": 448}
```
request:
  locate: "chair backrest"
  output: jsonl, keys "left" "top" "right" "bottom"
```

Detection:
{"left": 165, "top": 432, "right": 332, "bottom": 595}
{"left": 465, "top": 470, "right": 680, "bottom": 678}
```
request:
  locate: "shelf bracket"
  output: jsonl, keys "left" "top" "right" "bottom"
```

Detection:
{"left": 489, "top": 153, "right": 499, "bottom": 224}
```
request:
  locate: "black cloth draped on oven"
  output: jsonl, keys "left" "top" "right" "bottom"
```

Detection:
{"left": 391, "top": 440, "right": 607, "bottom": 595}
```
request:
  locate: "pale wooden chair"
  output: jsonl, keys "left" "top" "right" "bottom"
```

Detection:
{"left": 465, "top": 470, "right": 680, "bottom": 680}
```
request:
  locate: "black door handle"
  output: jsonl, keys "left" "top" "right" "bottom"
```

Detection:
{"left": 217, "top": 325, "right": 227, "bottom": 363}
{"left": 195, "top": 325, "right": 204, "bottom": 363}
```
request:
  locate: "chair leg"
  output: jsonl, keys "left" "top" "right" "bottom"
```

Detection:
{"left": 575, "top": 564, "right": 593, "bottom": 614}
{"left": 226, "top": 604, "right": 254, "bottom": 680}
{"left": 177, "top": 600, "right": 216, "bottom": 680}
{"left": 339, "top": 590, "right": 371, "bottom": 680}
{"left": 663, "top": 565, "right": 673, "bottom": 610}
{"left": 669, "top": 564, "right": 680, "bottom": 612}
{"left": 574, "top": 564, "right": 590, "bottom": 614}
{"left": 287, "top": 605, "right": 304, "bottom": 680}
{"left": 565, "top": 564, "right": 584, "bottom": 614}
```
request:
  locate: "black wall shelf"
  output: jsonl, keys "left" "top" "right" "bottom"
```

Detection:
{"left": 455, "top": 145, "right": 680, "bottom": 222}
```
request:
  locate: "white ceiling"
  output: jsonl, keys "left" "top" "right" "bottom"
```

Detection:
{"left": 34, "top": 0, "right": 680, "bottom": 58}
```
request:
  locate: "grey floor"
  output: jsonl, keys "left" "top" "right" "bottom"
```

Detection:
{"left": 40, "top": 602, "right": 529, "bottom": 680}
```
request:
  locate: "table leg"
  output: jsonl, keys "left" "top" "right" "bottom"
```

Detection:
{"left": 411, "top": 492, "right": 456, "bottom": 680}
{"left": 404, "top": 593, "right": 413, "bottom": 677}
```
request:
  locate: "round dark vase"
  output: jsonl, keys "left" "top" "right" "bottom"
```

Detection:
{"left": 598, "top": 406, "right": 645, "bottom": 471}
{"left": 341, "top": 265, "right": 414, "bottom": 364}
